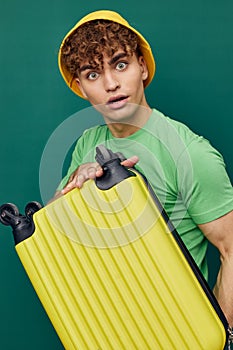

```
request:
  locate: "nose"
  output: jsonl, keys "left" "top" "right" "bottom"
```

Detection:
{"left": 103, "top": 71, "right": 120, "bottom": 92}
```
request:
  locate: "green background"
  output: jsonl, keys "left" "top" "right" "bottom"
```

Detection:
{"left": 0, "top": 0, "right": 232, "bottom": 349}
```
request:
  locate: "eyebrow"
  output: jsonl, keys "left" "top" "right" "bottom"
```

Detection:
{"left": 108, "top": 52, "right": 128, "bottom": 65}
{"left": 79, "top": 52, "right": 128, "bottom": 73}
{"left": 79, "top": 64, "right": 94, "bottom": 73}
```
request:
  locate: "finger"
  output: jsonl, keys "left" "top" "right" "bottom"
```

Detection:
{"left": 87, "top": 164, "right": 103, "bottom": 178}
{"left": 62, "top": 164, "right": 104, "bottom": 193}
{"left": 61, "top": 179, "right": 77, "bottom": 194}
{"left": 76, "top": 173, "right": 86, "bottom": 188}
{"left": 95, "top": 165, "right": 104, "bottom": 177}
{"left": 121, "top": 155, "right": 139, "bottom": 168}
{"left": 87, "top": 166, "right": 98, "bottom": 179}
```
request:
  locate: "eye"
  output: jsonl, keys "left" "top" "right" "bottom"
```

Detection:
{"left": 87, "top": 72, "right": 99, "bottom": 80}
{"left": 116, "top": 62, "right": 127, "bottom": 71}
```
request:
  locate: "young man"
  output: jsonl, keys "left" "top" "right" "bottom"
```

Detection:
{"left": 55, "top": 10, "right": 233, "bottom": 326}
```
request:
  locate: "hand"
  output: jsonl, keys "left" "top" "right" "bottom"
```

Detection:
{"left": 61, "top": 156, "right": 139, "bottom": 195}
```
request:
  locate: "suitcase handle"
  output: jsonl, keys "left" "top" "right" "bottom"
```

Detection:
{"left": 95, "top": 145, "right": 135, "bottom": 190}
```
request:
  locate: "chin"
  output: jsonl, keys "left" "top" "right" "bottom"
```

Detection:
{"left": 101, "top": 103, "right": 142, "bottom": 122}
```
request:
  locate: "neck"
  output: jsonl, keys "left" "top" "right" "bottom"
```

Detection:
{"left": 107, "top": 122, "right": 141, "bottom": 138}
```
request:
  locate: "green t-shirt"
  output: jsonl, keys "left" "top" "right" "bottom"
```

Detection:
{"left": 58, "top": 109, "right": 233, "bottom": 280}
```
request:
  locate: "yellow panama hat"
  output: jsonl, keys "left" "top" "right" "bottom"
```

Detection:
{"left": 58, "top": 10, "right": 156, "bottom": 98}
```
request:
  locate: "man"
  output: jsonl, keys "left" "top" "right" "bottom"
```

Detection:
{"left": 54, "top": 10, "right": 233, "bottom": 327}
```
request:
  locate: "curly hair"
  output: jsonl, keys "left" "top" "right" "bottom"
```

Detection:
{"left": 60, "top": 20, "right": 142, "bottom": 76}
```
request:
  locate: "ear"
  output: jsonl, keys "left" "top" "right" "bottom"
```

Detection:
{"left": 138, "top": 56, "right": 149, "bottom": 82}
{"left": 75, "top": 78, "right": 88, "bottom": 99}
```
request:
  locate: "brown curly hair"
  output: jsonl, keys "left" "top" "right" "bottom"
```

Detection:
{"left": 60, "top": 20, "right": 142, "bottom": 76}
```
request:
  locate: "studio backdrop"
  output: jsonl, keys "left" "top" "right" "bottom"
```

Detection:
{"left": 0, "top": 0, "right": 232, "bottom": 349}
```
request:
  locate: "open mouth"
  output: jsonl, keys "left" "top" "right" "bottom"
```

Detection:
{"left": 108, "top": 96, "right": 128, "bottom": 105}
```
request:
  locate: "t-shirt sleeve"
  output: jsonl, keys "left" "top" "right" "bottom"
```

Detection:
{"left": 56, "top": 126, "right": 102, "bottom": 191}
{"left": 177, "top": 137, "right": 233, "bottom": 224}
{"left": 56, "top": 134, "right": 85, "bottom": 191}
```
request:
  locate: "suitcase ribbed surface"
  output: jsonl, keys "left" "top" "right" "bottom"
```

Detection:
{"left": 16, "top": 173, "right": 226, "bottom": 349}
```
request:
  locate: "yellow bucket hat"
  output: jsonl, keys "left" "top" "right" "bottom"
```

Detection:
{"left": 58, "top": 10, "right": 156, "bottom": 98}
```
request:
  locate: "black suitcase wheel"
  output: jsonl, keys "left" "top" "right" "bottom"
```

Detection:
{"left": 0, "top": 203, "right": 19, "bottom": 226}
{"left": 25, "top": 201, "right": 42, "bottom": 218}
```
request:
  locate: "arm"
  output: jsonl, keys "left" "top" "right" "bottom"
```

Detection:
{"left": 198, "top": 210, "right": 233, "bottom": 326}
{"left": 47, "top": 162, "right": 103, "bottom": 204}
{"left": 62, "top": 155, "right": 139, "bottom": 193}
{"left": 48, "top": 156, "right": 139, "bottom": 203}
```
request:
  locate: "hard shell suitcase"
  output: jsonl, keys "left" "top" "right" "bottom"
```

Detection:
{"left": 0, "top": 145, "right": 230, "bottom": 349}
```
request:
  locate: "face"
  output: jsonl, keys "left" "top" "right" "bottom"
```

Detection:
{"left": 76, "top": 50, "right": 150, "bottom": 126}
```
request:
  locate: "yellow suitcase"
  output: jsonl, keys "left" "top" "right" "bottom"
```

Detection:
{"left": 0, "top": 145, "right": 230, "bottom": 349}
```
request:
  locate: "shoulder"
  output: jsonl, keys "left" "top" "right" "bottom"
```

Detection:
{"left": 181, "top": 135, "right": 226, "bottom": 171}
{"left": 151, "top": 109, "right": 225, "bottom": 164}
{"left": 72, "top": 124, "right": 108, "bottom": 163}
{"left": 150, "top": 109, "right": 233, "bottom": 223}
{"left": 149, "top": 109, "right": 204, "bottom": 163}
{"left": 151, "top": 108, "right": 198, "bottom": 140}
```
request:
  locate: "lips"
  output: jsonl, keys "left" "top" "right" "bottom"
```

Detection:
{"left": 107, "top": 95, "right": 128, "bottom": 104}
{"left": 107, "top": 95, "right": 129, "bottom": 109}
